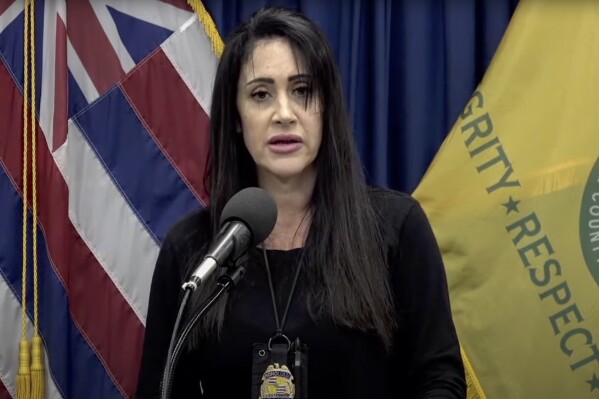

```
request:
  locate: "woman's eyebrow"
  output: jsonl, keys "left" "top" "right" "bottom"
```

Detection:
{"left": 245, "top": 77, "right": 274, "bottom": 86}
{"left": 245, "top": 74, "right": 312, "bottom": 87}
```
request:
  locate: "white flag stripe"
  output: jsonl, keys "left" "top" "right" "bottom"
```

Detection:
{"left": 0, "top": 277, "right": 64, "bottom": 399}
{"left": 67, "top": 35, "right": 100, "bottom": 104}
{"left": 161, "top": 16, "right": 218, "bottom": 116}
{"left": 0, "top": 0, "right": 23, "bottom": 32}
{"left": 66, "top": 122, "right": 160, "bottom": 324}
{"left": 52, "top": 139, "right": 69, "bottom": 186}
{"left": 38, "top": 0, "right": 66, "bottom": 149}
{"left": 103, "top": 0, "right": 193, "bottom": 33}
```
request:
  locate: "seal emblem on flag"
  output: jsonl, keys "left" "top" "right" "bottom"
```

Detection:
{"left": 580, "top": 154, "right": 599, "bottom": 286}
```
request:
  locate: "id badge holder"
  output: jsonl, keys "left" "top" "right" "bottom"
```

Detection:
{"left": 251, "top": 334, "right": 308, "bottom": 399}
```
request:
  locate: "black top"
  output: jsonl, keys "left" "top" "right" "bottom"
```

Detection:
{"left": 136, "top": 188, "right": 466, "bottom": 398}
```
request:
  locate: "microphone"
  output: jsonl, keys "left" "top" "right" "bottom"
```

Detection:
{"left": 182, "top": 187, "right": 277, "bottom": 291}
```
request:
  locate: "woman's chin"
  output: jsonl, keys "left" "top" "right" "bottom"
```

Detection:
{"left": 259, "top": 163, "right": 316, "bottom": 183}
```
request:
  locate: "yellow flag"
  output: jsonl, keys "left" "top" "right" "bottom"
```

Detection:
{"left": 413, "top": 1, "right": 599, "bottom": 398}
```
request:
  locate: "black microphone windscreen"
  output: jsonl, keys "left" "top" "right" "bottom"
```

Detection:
{"left": 219, "top": 187, "right": 278, "bottom": 245}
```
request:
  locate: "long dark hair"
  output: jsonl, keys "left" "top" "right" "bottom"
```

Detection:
{"left": 191, "top": 6, "right": 396, "bottom": 349}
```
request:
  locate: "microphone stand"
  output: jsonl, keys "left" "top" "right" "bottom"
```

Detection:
{"left": 160, "top": 258, "right": 247, "bottom": 399}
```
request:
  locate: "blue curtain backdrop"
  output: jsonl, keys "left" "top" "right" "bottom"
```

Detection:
{"left": 203, "top": 0, "right": 519, "bottom": 193}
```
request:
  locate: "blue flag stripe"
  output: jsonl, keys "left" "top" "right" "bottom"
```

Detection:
{"left": 72, "top": 86, "right": 202, "bottom": 244}
{"left": 0, "top": 164, "right": 123, "bottom": 399}
{"left": 0, "top": 1, "right": 46, "bottom": 114}
{"left": 106, "top": 5, "right": 174, "bottom": 64}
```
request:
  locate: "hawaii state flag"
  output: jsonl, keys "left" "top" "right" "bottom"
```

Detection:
{"left": 0, "top": 0, "right": 220, "bottom": 397}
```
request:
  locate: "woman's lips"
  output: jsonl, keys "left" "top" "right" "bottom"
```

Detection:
{"left": 267, "top": 135, "right": 303, "bottom": 154}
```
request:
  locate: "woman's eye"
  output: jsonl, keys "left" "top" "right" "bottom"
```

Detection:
{"left": 294, "top": 86, "right": 310, "bottom": 97}
{"left": 251, "top": 90, "right": 269, "bottom": 101}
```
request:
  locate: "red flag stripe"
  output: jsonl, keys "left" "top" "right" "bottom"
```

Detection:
{"left": 52, "top": 15, "right": 68, "bottom": 151}
{"left": 121, "top": 49, "right": 210, "bottom": 205}
{"left": 0, "top": 378, "right": 11, "bottom": 399}
{"left": 0, "top": 0, "right": 15, "bottom": 17}
{"left": 0, "top": 59, "right": 141, "bottom": 399}
{"left": 158, "top": 0, "right": 192, "bottom": 12}
{"left": 66, "top": 0, "right": 125, "bottom": 95}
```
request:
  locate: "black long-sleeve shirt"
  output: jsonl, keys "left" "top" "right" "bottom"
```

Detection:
{"left": 136, "top": 188, "right": 466, "bottom": 398}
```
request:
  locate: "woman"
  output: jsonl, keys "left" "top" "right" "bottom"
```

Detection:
{"left": 136, "top": 5, "right": 466, "bottom": 399}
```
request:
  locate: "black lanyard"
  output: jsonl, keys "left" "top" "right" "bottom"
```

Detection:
{"left": 261, "top": 247, "right": 304, "bottom": 336}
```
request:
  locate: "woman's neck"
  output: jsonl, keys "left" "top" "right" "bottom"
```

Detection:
{"left": 258, "top": 169, "right": 316, "bottom": 250}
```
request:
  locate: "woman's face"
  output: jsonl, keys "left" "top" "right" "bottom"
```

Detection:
{"left": 236, "top": 38, "right": 322, "bottom": 183}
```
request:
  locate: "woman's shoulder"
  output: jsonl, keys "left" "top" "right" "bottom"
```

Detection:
{"left": 163, "top": 207, "right": 212, "bottom": 251}
{"left": 367, "top": 186, "right": 433, "bottom": 246}
{"left": 367, "top": 186, "right": 420, "bottom": 219}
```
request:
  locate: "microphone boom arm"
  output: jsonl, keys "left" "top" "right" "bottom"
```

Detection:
{"left": 182, "top": 221, "right": 250, "bottom": 291}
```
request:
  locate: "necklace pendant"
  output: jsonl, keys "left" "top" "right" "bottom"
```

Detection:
{"left": 259, "top": 363, "right": 295, "bottom": 399}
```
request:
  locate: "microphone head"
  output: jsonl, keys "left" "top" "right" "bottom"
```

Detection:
{"left": 220, "top": 187, "right": 278, "bottom": 245}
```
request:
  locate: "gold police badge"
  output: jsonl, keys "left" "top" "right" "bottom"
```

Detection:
{"left": 259, "top": 363, "right": 295, "bottom": 399}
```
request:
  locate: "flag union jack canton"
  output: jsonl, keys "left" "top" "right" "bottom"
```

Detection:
{"left": 0, "top": 0, "right": 217, "bottom": 397}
